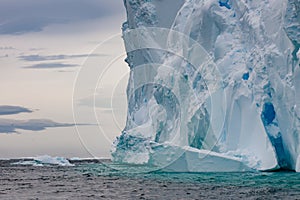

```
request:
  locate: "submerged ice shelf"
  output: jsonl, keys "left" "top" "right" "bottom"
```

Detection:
{"left": 112, "top": 0, "right": 300, "bottom": 172}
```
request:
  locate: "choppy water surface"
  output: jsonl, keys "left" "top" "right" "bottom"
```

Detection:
{"left": 0, "top": 159, "right": 299, "bottom": 199}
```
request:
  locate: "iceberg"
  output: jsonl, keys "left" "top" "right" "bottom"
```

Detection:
{"left": 112, "top": 0, "right": 300, "bottom": 172}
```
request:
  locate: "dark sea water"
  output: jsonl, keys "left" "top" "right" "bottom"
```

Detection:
{"left": 0, "top": 159, "right": 299, "bottom": 200}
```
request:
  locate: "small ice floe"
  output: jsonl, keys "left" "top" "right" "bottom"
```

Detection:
{"left": 12, "top": 155, "right": 74, "bottom": 167}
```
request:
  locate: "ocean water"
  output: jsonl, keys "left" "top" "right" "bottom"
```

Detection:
{"left": 0, "top": 159, "right": 299, "bottom": 199}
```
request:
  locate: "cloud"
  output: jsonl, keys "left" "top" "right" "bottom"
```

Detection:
{"left": 0, "top": 46, "right": 16, "bottom": 50}
{"left": 78, "top": 93, "right": 127, "bottom": 113}
{"left": 0, "top": 105, "right": 85, "bottom": 133}
{"left": 0, "top": 0, "right": 124, "bottom": 34}
{"left": 29, "top": 48, "right": 45, "bottom": 51}
{"left": 19, "top": 54, "right": 105, "bottom": 62}
{"left": 24, "top": 63, "right": 78, "bottom": 69}
{"left": 0, "top": 118, "right": 74, "bottom": 133}
{"left": 78, "top": 95, "right": 112, "bottom": 109}
{"left": 0, "top": 105, "right": 32, "bottom": 115}
{"left": 0, "top": 55, "right": 9, "bottom": 58}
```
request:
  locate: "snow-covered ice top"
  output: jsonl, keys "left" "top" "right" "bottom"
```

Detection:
{"left": 112, "top": 0, "right": 300, "bottom": 172}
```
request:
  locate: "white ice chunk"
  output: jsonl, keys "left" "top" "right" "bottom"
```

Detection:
{"left": 12, "top": 155, "right": 74, "bottom": 167}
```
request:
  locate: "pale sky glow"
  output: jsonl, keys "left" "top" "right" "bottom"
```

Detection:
{"left": 0, "top": 1, "right": 128, "bottom": 158}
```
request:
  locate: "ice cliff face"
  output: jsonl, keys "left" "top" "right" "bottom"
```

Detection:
{"left": 112, "top": 0, "right": 300, "bottom": 172}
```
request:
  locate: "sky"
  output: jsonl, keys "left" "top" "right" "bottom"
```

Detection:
{"left": 0, "top": 0, "right": 129, "bottom": 158}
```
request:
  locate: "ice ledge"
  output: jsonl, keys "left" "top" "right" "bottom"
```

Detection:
{"left": 149, "top": 144, "right": 279, "bottom": 172}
